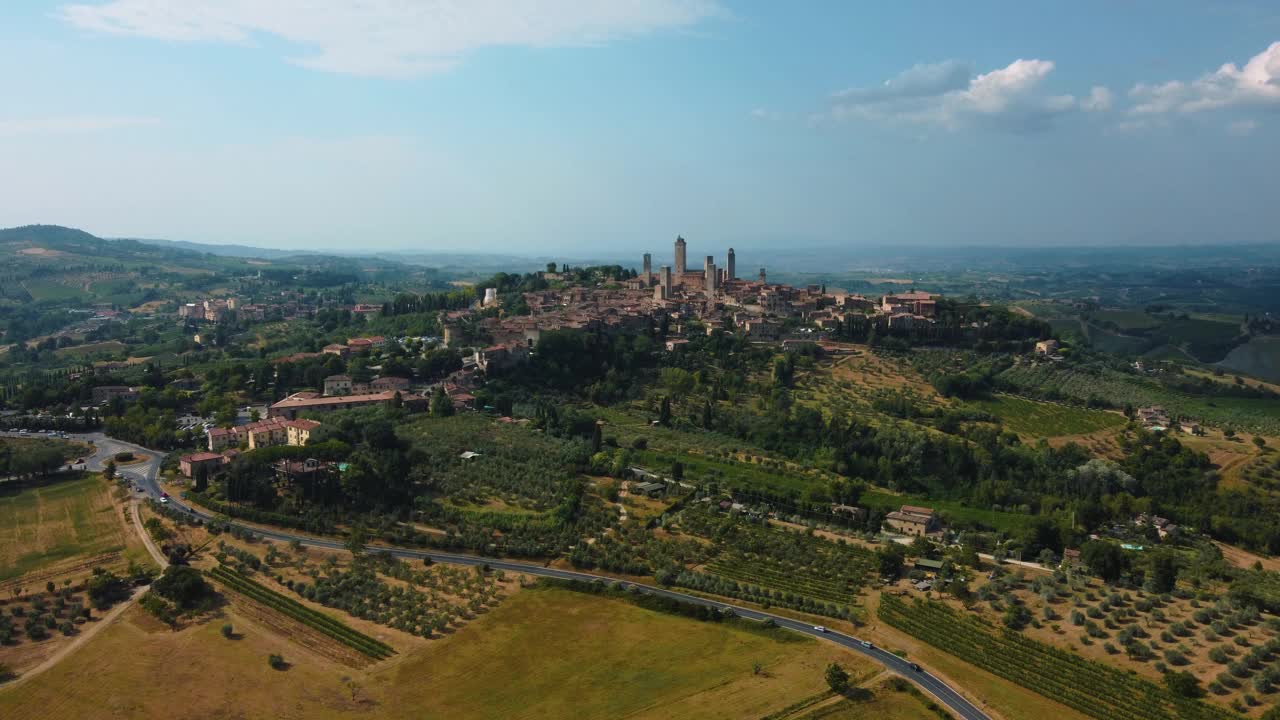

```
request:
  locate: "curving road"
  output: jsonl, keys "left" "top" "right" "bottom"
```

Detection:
{"left": 62, "top": 433, "right": 990, "bottom": 720}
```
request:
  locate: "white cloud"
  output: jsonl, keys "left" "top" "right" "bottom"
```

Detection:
{"left": 826, "top": 57, "right": 1087, "bottom": 131}
{"left": 830, "top": 60, "right": 972, "bottom": 105}
{"left": 1081, "top": 86, "right": 1113, "bottom": 112}
{"left": 58, "top": 0, "right": 722, "bottom": 78}
{"left": 0, "top": 115, "right": 159, "bottom": 136}
{"left": 1129, "top": 41, "right": 1280, "bottom": 114}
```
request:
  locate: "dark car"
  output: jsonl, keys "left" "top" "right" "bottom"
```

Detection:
{"left": 909, "top": 663, "right": 922, "bottom": 672}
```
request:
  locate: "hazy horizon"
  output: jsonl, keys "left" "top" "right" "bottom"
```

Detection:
{"left": 3, "top": 2, "right": 1279, "bottom": 253}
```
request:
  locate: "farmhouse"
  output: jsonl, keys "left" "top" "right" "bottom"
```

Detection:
{"left": 629, "top": 480, "right": 667, "bottom": 498}
{"left": 1035, "top": 339, "right": 1060, "bottom": 355}
{"left": 885, "top": 505, "right": 941, "bottom": 537}
{"left": 1136, "top": 406, "right": 1170, "bottom": 430}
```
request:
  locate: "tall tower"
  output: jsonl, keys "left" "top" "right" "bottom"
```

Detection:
{"left": 759, "top": 267, "right": 767, "bottom": 284}
{"left": 674, "top": 236, "right": 687, "bottom": 276}
{"left": 706, "top": 262, "right": 718, "bottom": 294}
{"left": 642, "top": 253, "right": 652, "bottom": 279}
{"left": 704, "top": 255, "right": 714, "bottom": 278}
{"left": 727, "top": 248, "right": 736, "bottom": 281}
{"left": 660, "top": 265, "right": 672, "bottom": 290}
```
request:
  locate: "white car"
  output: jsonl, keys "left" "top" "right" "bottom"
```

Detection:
{"left": 159, "top": 497, "right": 169, "bottom": 504}
{"left": 813, "top": 625, "right": 827, "bottom": 633}
{"left": 860, "top": 640, "right": 873, "bottom": 649}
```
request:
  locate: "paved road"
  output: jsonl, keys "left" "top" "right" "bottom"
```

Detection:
{"left": 48, "top": 433, "right": 989, "bottom": 720}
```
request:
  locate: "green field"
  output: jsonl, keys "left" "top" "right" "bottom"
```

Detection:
{"left": 967, "top": 395, "right": 1125, "bottom": 437}
{"left": 54, "top": 340, "right": 129, "bottom": 358}
{"left": 0, "top": 474, "right": 130, "bottom": 580}
{"left": 862, "top": 490, "right": 1033, "bottom": 534}
{"left": 21, "top": 279, "right": 85, "bottom": 301}
{"left": 1091, "top": 310, "right": 1161, "bottom": 330}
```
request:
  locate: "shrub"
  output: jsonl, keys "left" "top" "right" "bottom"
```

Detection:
{"left": 268, "top": 653, "right": 286, "bottom": 670}
{"left": 1164, "top": 670, "right": 1204, "bottom": 698}
{"left": 221, "top": 623, "right": 234, "bottom": 639}
{"left": 152, "top": 566, "right": 214, "bottom": 612}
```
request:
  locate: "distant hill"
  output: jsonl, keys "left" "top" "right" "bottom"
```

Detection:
{"left": 0, "top": 224, "right": 188, "bottom": 261}
{"left": 129, "top": 236, "right": 322, "bottom": 261}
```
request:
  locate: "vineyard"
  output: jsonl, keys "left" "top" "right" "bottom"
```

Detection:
{"left": 966, "top": 394, "right": 1125, "bottom": 438}
{"left": 705, "top": 552, "right": 867, "bottom": 605}
{"left": 678, "top": 505, "right": 876, "bottom": 616}
{"left": 878, "top": 595, "right": 1240, "bottom": 720}
{"left": 997, "top": 363, "right": 1280, "bottom": 434}
{"left": 206, "top": 564, "right": 395, "bottom": 660}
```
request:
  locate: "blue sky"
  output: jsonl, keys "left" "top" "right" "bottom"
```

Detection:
{"left": 1, "top": 1, "right": 1278, "bottom": 254}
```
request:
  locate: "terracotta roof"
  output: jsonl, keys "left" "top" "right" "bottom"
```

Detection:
{"left": 182, "top": 452, "right": 224, "bottom": 463}
{"left": 270, "top": 390, "right": 421, "bottom": 410}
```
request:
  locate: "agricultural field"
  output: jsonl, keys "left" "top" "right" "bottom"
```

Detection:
{"left": 20, "top": 280, "right": 85, "bottom": 302}
{"left": 996, "top": 363, "right": 1280, "bottom": 435}
{"left": 399, "top": 413, "right": 585, "bottom": 512}
{"left": 206, "top": 565, "right": 396, "bottom": 661}
{"left": 797, "top": 350, "right": 946, "bottom": 421}
{"left": 0, "top": 563, "right": 144, "bottom": 678}
{"left": 0, "top": 474, "right": 143, "bottom": 582}
{"left": 879, "top": 594, "right": 1241, "bottom": 720}
{"left": 289, "top": 555, "right": 515, "bottom": 641}
{"left": 966, "top": 394, "right": 1126, "bottom": 438}
{"left": 1092, "top": 310, "right": 1163, "bottom": 330}
{"left": 1219, "top": 337, "right": 1280, "bottom": 384}
{"left": 675, "top": 504, "right": 875, "bottom": 619}
{"left": 53, "top": 341, "right": 128, "bottom": 358}
{"left": 882, "top": 560, "right": 1280, "bottom": 718}
{"left": 0, "top": 583, "right": 878, "bottom": 720}
{"left": 380, "top": 585, "right": 876, "bottom": 720}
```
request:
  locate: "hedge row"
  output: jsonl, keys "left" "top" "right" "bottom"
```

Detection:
{"left": 207, "top": 565, "right": 394, "bottom": 659}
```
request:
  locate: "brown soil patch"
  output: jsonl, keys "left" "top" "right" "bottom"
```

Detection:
{"left": 1215, "top": 540, "right": 1280, "bottom": 573}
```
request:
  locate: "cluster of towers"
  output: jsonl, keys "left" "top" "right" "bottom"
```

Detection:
{"left": 645, "top": 236, "right": 752, "bottom": 300}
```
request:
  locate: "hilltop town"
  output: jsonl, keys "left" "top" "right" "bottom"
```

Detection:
{"left": 2, "top": 227, "right": 1279, "bottom": 720}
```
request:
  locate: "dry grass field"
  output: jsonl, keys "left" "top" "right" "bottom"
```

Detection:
{"left": 0, "top": 584, "right": 883, "bottom": 720}
{"left": 0, "top": 474, "right": 141, "bottom": 582}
